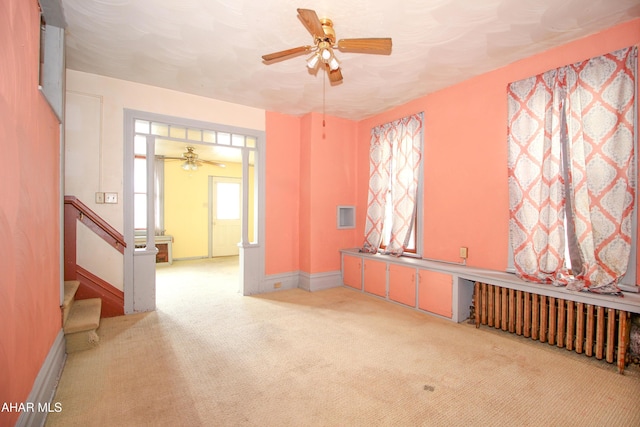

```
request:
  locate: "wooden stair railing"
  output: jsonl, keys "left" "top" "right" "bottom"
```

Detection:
{"left": 64, "top": 195, "right": 126, "bottom": 317}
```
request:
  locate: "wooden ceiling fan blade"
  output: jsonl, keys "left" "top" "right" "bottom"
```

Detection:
{"left": 200, "top": 159, "right": 226, "bottom": 168}
{"left": 328, "top": 67, "right": 343, "bottom": 83}
{"left": 337, "top": 38, "right": 392, "bottom": 54}
{"left": 297, "top": 8, "right": 325, "bottom": 39}
{"left": 262, "top": 45, "right": 311, "bottom": 62}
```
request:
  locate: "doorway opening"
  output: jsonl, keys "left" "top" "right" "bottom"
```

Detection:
{"left": 209, "top": 177, "right": 241, "bottom": 258}
{"left": 124, "top": 110, "right": 265, "bottom": 313}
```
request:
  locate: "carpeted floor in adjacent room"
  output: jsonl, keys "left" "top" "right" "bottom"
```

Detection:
{"left": 46, "top": 256, "right": 640, "bottom": 426}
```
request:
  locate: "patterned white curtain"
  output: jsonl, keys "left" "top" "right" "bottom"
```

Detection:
{"left": 564, "top": 47, "right": 636, "bottom": 294}
{"left": 508, "top": 69, "right": 569, "bottom": 284}
{"left": 362, "top": 125, "right": 391, "bottom": 253}
{"left": 362, "top": 113, "right": 423, "bottom": 256}
{"left": 508, "top": 46, "right": 636, "bottom": 294}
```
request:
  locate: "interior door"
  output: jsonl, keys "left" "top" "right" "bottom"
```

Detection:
{"left": 210, "top": 177, "right": 241, "bottom": 257}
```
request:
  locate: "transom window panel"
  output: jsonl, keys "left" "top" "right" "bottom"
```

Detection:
{"left": 362, "top": 112, "right": 423, "bottom": 256}
{"left": 507, "top": 46, "right": 637, "bottom": 295}
{"left": 134, "top": 120, "right": 256, "bottom": 148}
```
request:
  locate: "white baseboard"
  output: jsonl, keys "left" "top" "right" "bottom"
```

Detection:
{"left": 298, "top": 270, "right": 342, "bottom": 292}
{"left": 259, "top": 270, "right": 342, "bottom": 293}
{"left": 16, "top": 329, "right": 66, "bottom": 427}
{"left": 261, "top": 271, "right": 300, "bottom": 293}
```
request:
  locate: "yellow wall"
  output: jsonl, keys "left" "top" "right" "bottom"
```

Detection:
{"left": 164, "top": 160, "right": 254, "bottom": 259}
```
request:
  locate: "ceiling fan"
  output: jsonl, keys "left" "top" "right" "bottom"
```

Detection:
{"left": 261, "top": 8, "right": 392, "bottom": 83}
{"left": 162, "top": 146, "right": 225, "bottom": 171}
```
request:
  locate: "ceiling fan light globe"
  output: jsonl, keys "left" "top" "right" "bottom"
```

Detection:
{"left": 320, "top": 47, "right": 332, "bottom": 61}
{"left": 181, "top": 161, "right": 191, "bottom": 171}
{"left": 306, "top": 53, "right": 320, "bottom": 69}
{"left": 329, "top": 56, "right": 340, "bottom": 71}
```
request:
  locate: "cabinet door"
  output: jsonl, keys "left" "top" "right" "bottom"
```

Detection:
{"left": 342, "top": 255, "right": 362, "bottom": 290}
{"left": 389, "top": 264, "right": 416, "bottom": 307}
{"left": 363, "top": 259, "right": 387, "bottom": 297}
{"left": 418, "top": 270, "right": 452, "bottom": 318}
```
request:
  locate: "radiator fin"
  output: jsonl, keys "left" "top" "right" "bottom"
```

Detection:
{"left": 474, "top": 282, "right": 631, "bottom": 374}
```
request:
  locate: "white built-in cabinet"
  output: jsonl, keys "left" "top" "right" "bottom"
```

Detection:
{"left": 364, "top": 259, "right": 386, "bottom": 297}
{"left": 342, "top": 255, "right": 362, "bottom": 290}
{"left": 341, "top": 248, "right": 640, "bottom": 323}
{"left": 389, "top": 264, "right": 416, "bottom": 307}
{"left": 340, "top": 249, "right": 473, "bottom": 322}
{"left": 418, "top": 269, "right": 453, "bottom": 318}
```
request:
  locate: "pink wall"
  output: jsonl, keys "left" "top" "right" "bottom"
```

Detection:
{"left": 265, "top": 111, "right": 301, "bottom": 275}
{"left": 298, "top": 114, "right": 312, "bottom": 272}
{"left": 305, "top": 113, "right": 358, "bottom": 273}
{"left": 358, "top": 18, "right": 640, "bottom": 272}
{"left": 0, "top": 1, "right": 62, "bottom": 425}
{"left": 266, "top": 111, "right": 358, "bottom": 275}
{"left": 297, "top": 112, "right": 358, "bottom": 274}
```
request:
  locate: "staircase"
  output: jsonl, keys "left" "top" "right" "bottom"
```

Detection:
{"left": 63, "top": 281, "right": 102, "bottom": 353}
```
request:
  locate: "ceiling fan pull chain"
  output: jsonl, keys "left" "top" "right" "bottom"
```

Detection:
{"left": 323, "top": 70, "right": 326, "bottom": 128}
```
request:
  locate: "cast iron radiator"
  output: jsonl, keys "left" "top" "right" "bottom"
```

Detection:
{"left": 473, "top": 282, "right": 632, "bottom": 373}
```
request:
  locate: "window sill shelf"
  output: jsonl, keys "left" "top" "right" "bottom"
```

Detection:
{"left": 340, "top": 248, "right": 640, "bottom": 314}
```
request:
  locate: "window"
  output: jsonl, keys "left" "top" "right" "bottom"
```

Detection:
{"left": 39, "top": 14, "right": 46, "bottom": 87}
{"left": 362, "top": 112, "right": 424, "bottom": 256}
{"left": 37, "top": 6, "right": 65, "bottom": 119}
{"left": 507, "top": 46, "right": 637, "bottom": 294}
{"left": 133, "top": 155, "right": 147, "bottom": 230}
{"left": 216, "top": 182, "right": 241, "bottom": 220}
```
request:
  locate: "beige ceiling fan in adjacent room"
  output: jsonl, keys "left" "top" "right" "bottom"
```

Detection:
{"left": 261, "top": 8, "right": 392, "bottom": 83}
{"left": 162, "top": 146, "right": 225, "bottom": 171}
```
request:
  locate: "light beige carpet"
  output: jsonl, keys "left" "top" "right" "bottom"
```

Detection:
{"left": 46, "top": 257, "right": 640, "bottom": 426}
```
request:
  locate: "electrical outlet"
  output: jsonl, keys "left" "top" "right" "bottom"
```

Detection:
{"left": 95, "top": 192, "right": 104, "bottom": 204}
{"left": 459, "top": 247, "right": 468, "bottom": 259}
{"left": 274, "top": 282, "right": 282, "bottom": 289}
{"left": 105, "top": 192, "right": 118, "bottom": 204}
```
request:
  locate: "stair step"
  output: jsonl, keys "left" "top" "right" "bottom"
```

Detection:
{"left": 63, "top": 281, "right": 80, "bottom": 325}
{"left": 63, "top": 280, "right": 80, "bottom": 307}
{"left": 65, "top": 329, "right": 100, "bottom": 353}
{"left": 64, "top": 298, "right": 101, "bottom": 334}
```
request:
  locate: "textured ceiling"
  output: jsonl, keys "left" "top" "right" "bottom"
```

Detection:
{"left": 61, "top": 0, "right": 640, "bottom": 121}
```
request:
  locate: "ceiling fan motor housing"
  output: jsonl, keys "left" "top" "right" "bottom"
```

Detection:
{"left": 183, "top": 146, "right": 198, "bottom": 161}
{"left": 319, "top": 18, "right": 336, "bottom": 44}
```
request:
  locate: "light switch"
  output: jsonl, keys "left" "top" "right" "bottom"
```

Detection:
{"left": 95, "top": 192, "right": 105, "bottom": 204}
{"left": 105, "top": 192, "right": 118, "bottom": 204}
{"left": 459, "top": 247, "right": 468, "bottom": 259}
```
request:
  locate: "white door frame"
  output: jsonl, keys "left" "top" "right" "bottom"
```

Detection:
{"left": 123, "top": 110, "right": 266, "bottom": 313}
